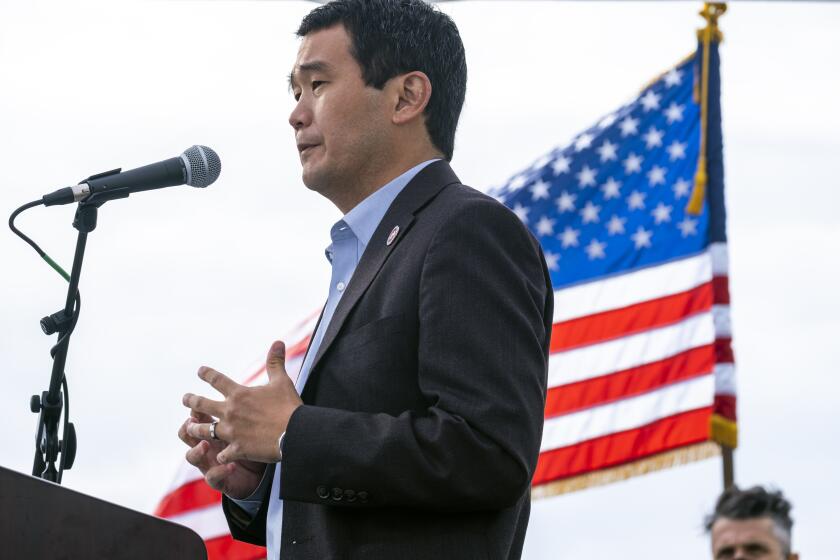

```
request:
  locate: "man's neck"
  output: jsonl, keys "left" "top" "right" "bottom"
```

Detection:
{"left": 331, "top": 149, "right": 443, "bottom": 214}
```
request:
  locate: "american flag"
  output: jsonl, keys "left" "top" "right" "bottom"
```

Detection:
{"left": 155, "top": 39, "right": 735, "bottom": 557}
{"left": 495, "top": 38, "right": 736, "bottom": 496}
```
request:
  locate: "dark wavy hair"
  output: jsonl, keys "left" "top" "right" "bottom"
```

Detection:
{"left": 297, "top": 0, "right": 467, "bottom": 161}
{"left": 705, "top": 485, "right": 794, "bottom": 555}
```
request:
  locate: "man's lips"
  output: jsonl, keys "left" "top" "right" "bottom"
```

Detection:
{"left": 297, "top": 143, "right": 320, "bottom": 155}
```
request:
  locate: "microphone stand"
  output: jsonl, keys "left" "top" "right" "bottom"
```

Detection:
{"left": 31, "top": 195, "right": 109, "bottom": 482}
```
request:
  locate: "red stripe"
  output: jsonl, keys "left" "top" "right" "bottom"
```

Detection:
{"left": 204, "top": 534, "right": 266, "bottom": 560}
{"left": 532, "top": 407, "right": 712, "bottom": 486}
{"left": 714, "top": 394, "right": 737, "bottom": 421}
{"left": 550, "top": 282, "right": 713, "bottom": 353}
{"left": 545, "top": 344, "right": 715, "bottom": 417}
{"left": 712, "top": 275, "right": 730, "bottom": 304}
{"left": 715, "top": 337, "right": 734, "bottom": 364}
{"left": 155, "top": 479, "right": 221, "bottom": 518}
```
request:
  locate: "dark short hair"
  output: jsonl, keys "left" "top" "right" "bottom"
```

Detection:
{"left": 297, "top": 0, "right": 467, "bottom": 161}
{"left": 705, "top": 485, "right": 794, "bottom": 555}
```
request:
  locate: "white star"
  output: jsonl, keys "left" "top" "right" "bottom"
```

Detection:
{"left": 631, "top": 227, "right": 653, "bottom": 249}
{"left": 530, "top": 179, "right": 551, "bottom": 201}
{"left": 677, "top": 217, "right": 699, "bottom": 237}
{"left": 673, "top": 177, "right": 692, "bottom": 198}
{"left": 601, "top": 177, "right": 622, "bottom": 199}
{"left": 574, "top": 132, "right": 595, "bottom": 152}
{"left": 643, "top": 126, "right": 664, "bottom": 149}
{"left": 535, "top": 215, "right": 555, "bottom": 236}
{"left": 627, "top": 190, "right": 646, "bottom": 210}
{"left": 647, "top": 165, "right": 667, "bottom": 186}
{"left": 640, "top": 90, "right": 661, "bottom": 111}
{"left": 544, "top": 251, "right": 560, "bottom": 271}
{"left": 580, "top": 201, "right": 601, "bottom": 224}
{"left": 623, "top": 152, "right": 644, "bottom": 174}
{"left": 664, "top": 102, "right": 685, "bottom": 124}
{"left": 512, "top": 203, "right": 529, "bottom": 223}
{"left": 555, "top": 191, "right": 577, "bottom": 212}
{"left": 652, "top": 202, "right": 673, "bottom": 224}
{"left": 552, "top": 155, "right": 571, "bottom": 175}
{"left": 559, "top": 226, "right": 581, "bottom": 248}
{"left": 508, "top": 174, "right": 528, "bottom": 191}
{"left": 585, "top": 239, "right": 607, "bottom": 260}
{"left": 667, "top": 141, "right": 687, "bottom": 161}
{"left": 606, "top": 215, "right": 626, "bottom": 235}
{"left": 598, "top": 112, "right": 618, "bottom": 129}
{"left": 619, "top": 116, "right": 640, "bottom": 137}
{"left": 664, "top": 68, "right": 682, "bottom": 87}
{"left": 596, "top": 140, "right": 618, "bottom": 162}
{"left": 576, "top": 165, "right": 598, "bottom": 188}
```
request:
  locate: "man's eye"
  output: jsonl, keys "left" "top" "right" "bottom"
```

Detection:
{"left": 312, "top": 81, "right": 325, "bottom": 91}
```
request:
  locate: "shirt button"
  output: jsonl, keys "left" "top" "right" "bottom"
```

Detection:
{"left": 337, "top": 281, "right": 346, "bottom": 292}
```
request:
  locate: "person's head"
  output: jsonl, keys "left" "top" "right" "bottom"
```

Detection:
{"left": 288, "top": 0, "right": 467, "bottom": 212}
{"left": 706, "top": 485, "right": 798, "bottom": 560}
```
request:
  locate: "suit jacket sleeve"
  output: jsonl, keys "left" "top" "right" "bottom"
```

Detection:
{"left": 279, "top": 197, "right": 552, "bottom": 511}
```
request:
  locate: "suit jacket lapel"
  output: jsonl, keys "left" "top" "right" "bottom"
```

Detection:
{"left": 306, "top": 160, "right": 460, "bottom": 377}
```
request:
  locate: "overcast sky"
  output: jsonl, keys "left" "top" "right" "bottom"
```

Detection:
{"left": 1, "top": 1, "right": 838, "bottom": 558}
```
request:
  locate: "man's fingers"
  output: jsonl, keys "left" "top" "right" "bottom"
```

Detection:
{"left": 179, "top": 418, "right": 201, "bottom": 447}
{"left": 197, "top": 366, "right": 240, "bottom": 397}
{"left": 217, "top": 442, "right": 241, "bottom": 465}
{"left": 182, "top": 393, "right": 224, "bottom": 417}
{"left": 186, "top": 420, "right": 230, "bottom": 442}
{"left": 190, "top": 411, "right": 214, "bottom": 424}
{"left": 265, "top": 340, "right": 288, "bottom": 382}
{"left": 185, "top": 441, "right": 214, "bottom": 472}
{"left": 204, "top": 463, "right": 235, "bottom": 491}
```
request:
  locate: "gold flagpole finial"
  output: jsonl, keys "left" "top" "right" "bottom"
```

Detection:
{"left": 686, "top": 2, "right": 727, "bottom": 216}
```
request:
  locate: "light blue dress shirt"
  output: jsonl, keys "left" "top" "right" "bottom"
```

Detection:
{"left": 231, "top": 159, "right": 437, "bottom": 559}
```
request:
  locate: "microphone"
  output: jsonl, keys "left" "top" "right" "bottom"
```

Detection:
{"left": 41, "top": 145, "right": 221, "bottom": 207}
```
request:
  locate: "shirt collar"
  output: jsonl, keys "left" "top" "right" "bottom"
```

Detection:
{"left": 325, "top": 159, "right": 439, "bottom": 262}
{"left": 343, "top": 159, "right": 439, "bottom": 248}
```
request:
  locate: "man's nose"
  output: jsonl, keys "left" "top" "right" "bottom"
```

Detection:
{"left": 289, "top": 100, "right": 311, "bottom": 131}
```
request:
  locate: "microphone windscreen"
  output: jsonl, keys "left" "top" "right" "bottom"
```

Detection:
{"left": 182, "top": 145, "right": 221, "bottom": 188}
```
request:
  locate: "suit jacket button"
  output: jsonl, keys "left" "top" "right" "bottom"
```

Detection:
{"left": 344, "top": 489, "right": 356, "bottom": 502}
{"left": 358, "top": 491, "right": 368, "bottom": 504}
{"left": 331, "top": 487, "right": 343, "bottom": 501}
{"left": 317, "top": 485, "right": 329, "bottom": 499}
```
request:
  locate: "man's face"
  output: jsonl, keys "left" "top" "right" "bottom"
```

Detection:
{"left": 711, "top": 517, "right": 792, "bottom": 560}
{"left": 288, "top": 24, "right": 389, "bottom": 198}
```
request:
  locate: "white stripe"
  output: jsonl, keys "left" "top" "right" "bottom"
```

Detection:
{"left": 540, "top": 374, "right": 714, "bottom": 452}
{"left": 165, "top": 462, "right": 204, "bottom": 493}
{"left": 548, "top": 311, "right": 716, "bottom": 388}
{"left": 165, "top": 503, "right": 231, "bottom": 541}
{"left": 712, "top": 304, "right": 732, "bottom": 338}
{"left": 553, "top": 252, "right": 712, "bottom": 323}
{"left": 714, "top": 363, "right": 736, "bottom": 395}
{"left": 709, "top": 242, "right": 729, "bottom": 275}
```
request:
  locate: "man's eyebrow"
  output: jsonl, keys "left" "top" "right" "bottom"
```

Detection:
{"left": 288, "top": 61, "right": 332, "bottom": 91}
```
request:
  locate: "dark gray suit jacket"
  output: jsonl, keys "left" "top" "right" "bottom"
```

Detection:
{"left": 223, "top": 161, "right": 553, "bottom": 559}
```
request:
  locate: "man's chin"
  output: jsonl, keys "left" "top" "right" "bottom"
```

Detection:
{"left": 301, "top": 165, "right": 328, "bottom": 194}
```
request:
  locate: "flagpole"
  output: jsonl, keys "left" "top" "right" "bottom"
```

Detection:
{"left": 689, "top": 1, "right": 736, "bottom": 491}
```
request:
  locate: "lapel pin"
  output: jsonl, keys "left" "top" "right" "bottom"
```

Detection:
{"left": 386, "top": 225, "right": 400, "bottom": 246}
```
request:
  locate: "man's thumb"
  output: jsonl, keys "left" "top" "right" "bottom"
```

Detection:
{"left": 266, "top": 340, "right": 287, "bottom": 380}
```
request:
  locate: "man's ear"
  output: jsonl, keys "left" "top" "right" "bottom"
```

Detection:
{"left": 392, "top": 71, "right": 432, "bottom": 125}
{"left": 788, "top": 553, "right": 799, "bottom": 560}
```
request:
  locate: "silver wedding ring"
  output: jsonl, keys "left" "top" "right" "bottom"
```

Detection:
{"left": 209, "top": 420, "right": 219, "bottom": 440}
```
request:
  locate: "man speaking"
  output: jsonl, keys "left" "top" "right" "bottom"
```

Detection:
{"left": 178, "top": 1, "right": 553, "bottom": 558}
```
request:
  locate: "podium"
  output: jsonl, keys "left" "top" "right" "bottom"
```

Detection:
{"left": 0, "top": 465, "right": 207, "bottom": 559}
